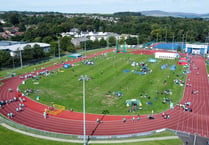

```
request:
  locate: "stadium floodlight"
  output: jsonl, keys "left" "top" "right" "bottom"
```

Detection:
{"left": 85, "top": 35, "right": 87, "bottom": 52}
{"left": 58, "top": 36, "right": 61, "bottom": 60}
{"left": 78, "top": 75, "right": 89, "bottom": 145}
{"left": 17, "top": 44, "right": 23, "bottom": 69}
{"left": 56, "top": 34, "right": 61, "bottom": 60}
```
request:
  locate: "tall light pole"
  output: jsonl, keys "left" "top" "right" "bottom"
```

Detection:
{"left": 79, "top": 75, "right": 89, "bottom": 145}
{"left": 10, "top": 52, "right": 15, "bottom": 69}
{"left": 58, "top": 36, "right": 61, "bottom": 60}
{"left": 182, "top": 34, "right": 184, "bottom": 51}
{"left": 107, "top": 37, "right": 109, "bottom": 48}
{"left": 172, "top": 34, "right": 175, "bottom": 50}
{"left": 137, "top": 35, "right": 139, "bottom": 48}
{"left": 12, "top": 56, "right": 15, "bottom": 69}
{"left": 164, "top": 27, "right": 167, "bottom": 49}
{"left": 85, "top": 35, "right": 87, "bottom": 52}
{"left": 18, "top": 45, "right": 23, "bottom": 69}
{"left": 165, "top": 29, "right": 167, "bottom": 42}
{"left": 185, "top": 32, "right": 188, "bottom": 43}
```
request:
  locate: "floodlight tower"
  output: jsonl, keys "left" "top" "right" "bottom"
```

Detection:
{"left": 58, "top": 36, "right": 61, "bottom": 60}
{"left": 172, "top": 34, "right": 175, "bottom": 50}
{"left": 56, "top": 34, "right": 61, "bottom": 60}
{"left": 116, "top": 39, "right": 119, "bottom": 53}
{"left": 18, "top": 44, "right": 23, "bottom": 69}
{"left": 182, "top": 34, "right": 184, "bottom": 51}
{"left": 123, "top": 41, "right": 126, "bottom": 53}
{"left": 79, "top": 75, "right": 89, "bottom": 145}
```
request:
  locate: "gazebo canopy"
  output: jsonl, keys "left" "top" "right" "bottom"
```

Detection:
{"left": 148, "top": 58, "right": 157, "bottom": 63}
{"left": 69, "top": 53, "right": 82, "bottom": 59}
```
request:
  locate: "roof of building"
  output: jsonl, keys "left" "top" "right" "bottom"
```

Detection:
{"left": 0, "top": 41, "right": 25, "bottom": 46}
{"left": 0, "top": 41, "right": 50, "bottom": 52}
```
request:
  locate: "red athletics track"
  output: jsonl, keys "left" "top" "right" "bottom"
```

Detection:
{"left": 0, "top": 49, "right": 209, "bottom": 137}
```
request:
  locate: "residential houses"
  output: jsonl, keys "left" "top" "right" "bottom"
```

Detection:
{"left": 61, "top": 28, "right": 123, "bottom": 47}
{"left": 0, "top": 27, "right": 24, "bottom": 39}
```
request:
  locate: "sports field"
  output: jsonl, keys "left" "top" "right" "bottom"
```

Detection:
{"left": 19, "top": 52, "right": 186, "bottom": 115}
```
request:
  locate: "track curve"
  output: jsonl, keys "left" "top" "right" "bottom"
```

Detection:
{"left": 0, "top": 49, "right": 209, "bottom": 137}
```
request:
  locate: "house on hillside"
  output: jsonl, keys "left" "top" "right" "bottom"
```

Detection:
{"left": 1, "top": 27, "right": 24, "bottom": 39}
{"left": 71, "top": 37, "right": 89, "bottom": 47}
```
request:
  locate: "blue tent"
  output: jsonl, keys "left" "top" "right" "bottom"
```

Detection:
{"left": 63, "top": 64, "right": 70, "bottom": 69}
{"left": 134, "top": 71, "right": 146, "bottom": 75}
{"left": 148, "top": 58, "right": 157, "bottom": 63}
{"left": 161, "top": 64, "right": 167, "bottom": 69}
{"left": 170, "top": 65, "right": 176, "bottom": 71}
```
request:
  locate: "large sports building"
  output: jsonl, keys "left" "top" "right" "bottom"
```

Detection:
{"left": 185, "top": 44, "right": 208, "bottom": 54}
{"left": 150, "top": 42, "right": 209, "bottom": 54}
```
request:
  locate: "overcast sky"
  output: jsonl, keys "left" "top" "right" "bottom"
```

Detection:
{"left": 1, "top": 0, "right": 209, "bottom": 14}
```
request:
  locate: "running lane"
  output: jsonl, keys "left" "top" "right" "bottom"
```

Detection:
{"left": 0, "top": 51, "right": 208, "bottom": 137}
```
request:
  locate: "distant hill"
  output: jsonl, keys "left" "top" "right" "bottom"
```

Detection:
{"left": 114, "top": 10, "right": 209, "bottom": 18}
{"left": 114, "top": 12, "right": 142, "bottom": 16}
{"left": 141, "top": 10, "right": 209, "bottom": 18}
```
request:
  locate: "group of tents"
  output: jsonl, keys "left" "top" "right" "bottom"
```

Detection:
{"left": 131, "top": 61, "right": 152, "bottom": 75}
{"left": 161, "top": 64, "right": 176, "bottom": 71}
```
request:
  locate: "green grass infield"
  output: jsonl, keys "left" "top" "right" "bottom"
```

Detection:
{"left": 19, "top": 52, "right": 186, "bottom": 115}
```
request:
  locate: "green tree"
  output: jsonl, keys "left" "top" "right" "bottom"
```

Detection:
{"left": 0, "top": 50, "right": 11, "bottom": 68}
{"left": 0, "top": 24, "right": 3, "bottom": 32}
{"left": 99, "top": 38, "right": 107, "bottom": 48}
{"left": 119, "top": 36, "right": 125, "bottom": 45}
{"left": 85, "top": 40, "right": 94, "bottom": 50}
{"left": 23, "top": 28, "right": 34, "bottom": 42}
{"left": 23, "top": 45, "right": 33, "bottom": 60}
{"left": 67, "top": 43, "right": 76, "bottom": 53}
{"left": 8, "top": 13, "right": 19, "bottom": 25}
{"left": 93, "top": 39, "right": 100, "bottom": 49}
{"left": 50, "top": 42, "right": 58, "bottom": 56}
{"left": 33, "top": 37, "right": 42, "bottom": 42}
{"left": 33, "top": 44, "right": 45, "bottom": 58}
{"left": 60, "top": 36, "right": 71, "bottom": 51}
{"left": 18, "top": 23, "right": 26, "bottom": 31}
{"left": 108, "top": 36, "right": 116, "bottom": 47}
{"left": 126, "top": 36, "right": 137, "bottom": 45}
{"left": 42, "top": 36, "right": 53, "bottom": 43}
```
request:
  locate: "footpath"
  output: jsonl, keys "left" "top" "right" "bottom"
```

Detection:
{"left": 1, "top": 122, "right": 178, "bottom": 144}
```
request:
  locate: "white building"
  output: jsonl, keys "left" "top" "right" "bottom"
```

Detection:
{"left": 0, "top": 41, "right": 50, "bottom": 56}
{"left": 154, "top": 52, "right": 179, "bottom": 59}
{"left": 185, "top": 44, "right": 208, "bottom": 54}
